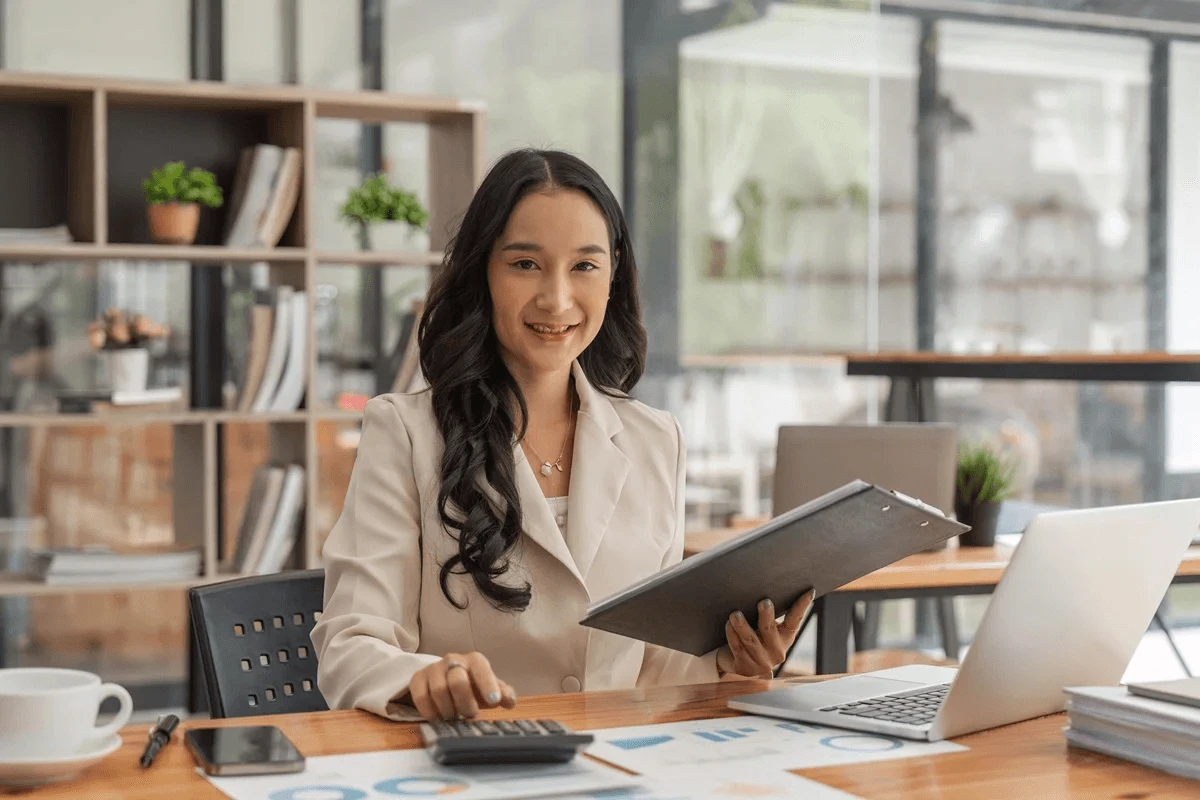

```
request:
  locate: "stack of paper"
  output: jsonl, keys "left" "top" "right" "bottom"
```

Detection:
{"left": 1065, "top": 685, "right": 1200, "bottom": 779}
{"left": 28, "top": 546, "right": 202, "bottom": 585}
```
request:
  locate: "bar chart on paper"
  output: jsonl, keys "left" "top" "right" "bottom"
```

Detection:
{"left": 586, "top": 716, "right": 966, "bottom": 776}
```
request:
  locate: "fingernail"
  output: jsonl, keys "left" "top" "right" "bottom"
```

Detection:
{"left": 734, "top": 611, "right": 745, "bottom": 623}
{"left": 487, "top": 691, "right": 501, "bottom": 705}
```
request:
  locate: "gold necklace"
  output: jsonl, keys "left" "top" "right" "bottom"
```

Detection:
{"left": 524, "top": 402, "right": 577, "bottom": 478}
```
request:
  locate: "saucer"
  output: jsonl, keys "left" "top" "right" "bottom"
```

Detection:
{"left": 0, "top": 735, "right": 123, "bottom": 788}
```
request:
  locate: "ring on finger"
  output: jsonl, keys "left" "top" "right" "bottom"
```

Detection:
{"left": 445, "top": 660, "right": 469, "bottom": 675}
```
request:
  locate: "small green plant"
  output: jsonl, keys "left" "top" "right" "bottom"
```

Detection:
{"left": 956, "top": 440, "right": 1017, "bottom": 506}
{"left": 340, "top": 174, "right": 429, "bottom": 228}
{"left": 142, "top": 161, "right": 223, "bottom": 207}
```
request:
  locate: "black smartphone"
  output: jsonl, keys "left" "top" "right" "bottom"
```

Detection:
{"left": 185, "top": 726, "right": 306, "bottom": 777}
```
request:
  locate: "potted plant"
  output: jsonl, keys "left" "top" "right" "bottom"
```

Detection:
{"left": 340, "top": 173, "right": 429, "bottom": 252}
{"left": 87, "top": 309, "right": 170, "bottom": 394}
{"left": 955, "top": 440, "right": 1018, "bottom": 548}
{"left": 142, "top": 161, "right": 223, "bottom": 245}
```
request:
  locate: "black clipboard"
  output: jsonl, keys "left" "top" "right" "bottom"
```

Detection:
{"left": 579, "top": 480, "right": 968, "bottom": 656}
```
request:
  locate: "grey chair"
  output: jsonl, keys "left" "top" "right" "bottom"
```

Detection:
{"left": 773, "top": 424, "right": 961, "bottom": 659}
{"left": 188, "top": 569, "right": 328, "bottom": 718}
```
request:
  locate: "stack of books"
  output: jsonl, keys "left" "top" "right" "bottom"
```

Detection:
{"left": 28, "top": 546, "right": 202, "bottom": 586}
{"left": 226, "top": 462, "right": 306, "bottom": 575}
{"left": 1065, "top": 681, "right": 1200, "bottom": 779}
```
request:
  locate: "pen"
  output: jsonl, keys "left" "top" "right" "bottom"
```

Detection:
{"left": 140, "top": 713, "right": 180, "bottom": 768}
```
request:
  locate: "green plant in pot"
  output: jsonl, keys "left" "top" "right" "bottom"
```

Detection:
{"left": 340, "top": 174, "right": 429, "bottom": 252}
{"left": 955, "top": 440, "right": 1017, "bottom": 547}
{"left": 142, "top": 161, "right": 223, "bottom": 245}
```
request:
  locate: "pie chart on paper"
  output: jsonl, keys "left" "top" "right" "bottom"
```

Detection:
{"left": 373, "top": 776, "right": 470, "bottom": 796}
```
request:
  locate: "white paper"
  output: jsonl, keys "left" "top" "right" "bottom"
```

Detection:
{"left": 586, "top": 715, "right": 966, "bottom": 777}
{"left": 203, "top": 747, "right": 639, "bottom": 800}
{"left": 553, "top": 763, "right": 862, "bottom": 799}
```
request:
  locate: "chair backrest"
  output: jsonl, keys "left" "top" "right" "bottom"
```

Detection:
{"left": 773, "top": 423, "right": 958, "bottom": 517}
{"left": 188, "top": 569, "right": 328, "bottom": 718}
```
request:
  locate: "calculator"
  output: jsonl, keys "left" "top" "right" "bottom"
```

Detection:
{"left": 418, "top": 718, "right": 595, "bottom": 766}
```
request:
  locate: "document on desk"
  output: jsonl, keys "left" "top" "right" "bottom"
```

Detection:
{"left": 554, "top": 764, "right": 862, "bottom": 799}
{"left": 585, "top": 715, "right": 966, "bottom": 777}
{"left": 202, "top": 746, "right": 638, "bottom": 800}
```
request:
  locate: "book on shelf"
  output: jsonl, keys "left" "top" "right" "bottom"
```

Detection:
{"left": 1064, "top": 685, "right": 1200, "bottom": 780}
{"left": 224, "top": 144, "right": 302, "bottom": 249}
{"left": 226, "top": 462, "right": 306, "bottom": 576}
{"left": 240, "top": 285, "right": 308, "bottom": 413}
{"left": 27, "top": 546, "right": 202, "bottom": 586}
{"left": 0, "top": 225, "right": 73, "bottom": 245}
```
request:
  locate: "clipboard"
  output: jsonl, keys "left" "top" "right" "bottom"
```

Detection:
{"left": 579, "top": 480, "right": 968, "bottom": 656}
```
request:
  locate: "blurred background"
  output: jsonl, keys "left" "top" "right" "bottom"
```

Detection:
{"left": 2, "top": 0, "right": 1200, "bottom": 716}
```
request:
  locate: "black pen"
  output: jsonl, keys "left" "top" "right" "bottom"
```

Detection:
{"left": 140, "top": 714, "right": 180, "bottom": 768}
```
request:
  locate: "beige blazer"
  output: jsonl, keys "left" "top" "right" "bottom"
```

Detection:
{"left": 311, "top": 361, "right": 718, "bottom": 720}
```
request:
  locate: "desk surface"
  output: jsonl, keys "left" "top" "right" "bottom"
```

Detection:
{"left": 684, "top": 531, "right": 1200, "bottom": 591}
{"left": 33, "top": 678, "right": 1200, "bottom": 799}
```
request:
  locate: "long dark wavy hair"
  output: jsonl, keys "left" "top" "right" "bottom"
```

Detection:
{"left": 417, "top": 149, "right": 646, "bottom": 612}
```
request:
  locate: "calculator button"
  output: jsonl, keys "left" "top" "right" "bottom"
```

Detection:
{"left": 495, "top": 721, "right": 522, "bottom": 735}
{"left": 516, "top": 720, "right": 542, "bottom": 734}
{"left": 538, "top": 720, "right": 566, "bottom": 734}
{"left": 433, "top": 722, "right": 456, "bottom": 737}
{"left": 474, "top": 721, "right": 501, "bottom": 735}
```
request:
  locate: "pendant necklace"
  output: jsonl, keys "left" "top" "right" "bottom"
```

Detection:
{"left": 524, "top": 399, "right": 577, "bottom": 478}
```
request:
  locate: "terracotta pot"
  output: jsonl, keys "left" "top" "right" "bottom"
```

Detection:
{"left": 146, "top": 202, "right": 200, "bottom": 245}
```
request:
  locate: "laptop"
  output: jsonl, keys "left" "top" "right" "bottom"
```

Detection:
{"left": 729, "top": 498, "right": 1200, "bottom": 741}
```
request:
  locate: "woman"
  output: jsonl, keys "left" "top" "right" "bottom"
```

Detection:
{"left": 311, "top": 149, "right": 812, "bottom": 722}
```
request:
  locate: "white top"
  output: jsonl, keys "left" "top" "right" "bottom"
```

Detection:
{"left": 546, "top": 496, "right": 568, "bottom": 533}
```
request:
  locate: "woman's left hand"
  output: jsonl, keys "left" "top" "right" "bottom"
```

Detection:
{"left": 717, "top": 589, "right": 816, "bottom": 679}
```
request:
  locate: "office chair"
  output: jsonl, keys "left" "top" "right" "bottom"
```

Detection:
{"left": 188, "top": 569, "right": 329, "bottom": 718}
{"left": 773, "top": 424, "right": 961, "bottom": 660}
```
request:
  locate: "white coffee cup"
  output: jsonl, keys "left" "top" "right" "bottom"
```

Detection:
{"left": 0, "top": 668, "right": 133, "bottom": 761}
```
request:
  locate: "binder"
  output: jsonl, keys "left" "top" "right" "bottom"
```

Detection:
{"left": 580, "top": 481, "right": 968, "bottom": 656}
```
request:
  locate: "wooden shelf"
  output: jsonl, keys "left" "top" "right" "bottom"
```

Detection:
{"left": 313, "top": 409, "right": 366, "bottom": 422}
{"left": 0, "top": 410, "right": 310, "bottom": 428}
{"left": 0, "top": 242, "right": 308, "bottom": 263}
{"left": 0, "top": 71, "right": 483, "bottom": 619}
{"left": 0, "top": 71, "right": 483, "bottom": 122}
{"left": 316, "top": 250, "right": 444, "bottom": 266}
{"left": 0, "top": 575, "right": 228, "bottom": 598}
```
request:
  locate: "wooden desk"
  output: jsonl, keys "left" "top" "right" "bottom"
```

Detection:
{"left": 26, "top": 678, "right": 1199, "bottom": 799}
{"left": 686, "top": 529, "right": 1200, "bottom": 674}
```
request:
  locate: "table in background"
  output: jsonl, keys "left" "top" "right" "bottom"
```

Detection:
{"left": 33, "top": 677, "right": 1200, "bottom": 799}
{"left": 843, "top": 351, "right": 1200, "bottom": 422}
{"left": 685, "top": 529, "right": 1200, "bottom": 674}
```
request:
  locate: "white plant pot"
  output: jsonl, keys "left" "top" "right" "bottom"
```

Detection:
{"left": 107, "top": 348, "right": 149, "bottom": 395}
{"left": 367, "top": 221, "right": 430, "bottom": 254}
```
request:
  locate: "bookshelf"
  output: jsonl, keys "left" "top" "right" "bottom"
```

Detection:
{"left": 0, "top": 71, "right": 485, "bottom": 597}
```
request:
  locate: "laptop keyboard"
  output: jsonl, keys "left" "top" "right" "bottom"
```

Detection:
{"left": 819, "top": 683, "right": 951, "bottom": 726}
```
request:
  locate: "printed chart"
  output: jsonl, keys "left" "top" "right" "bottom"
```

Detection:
{"left": 586, "top": 716, "right": 966, "bottom": 777}
{"left": 203, "top": 748, "right": 638, "bottom": 800}
{"left": 551, "top": 763, "right": 862, "bottom": 799}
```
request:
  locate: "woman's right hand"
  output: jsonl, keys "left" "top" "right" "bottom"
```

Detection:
{"left": 409, "top": 652, "right": 518, "bottom": 721}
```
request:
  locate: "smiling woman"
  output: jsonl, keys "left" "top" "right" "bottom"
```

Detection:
{"left": 309, "top": 149, "right": 812, "bottom": 726}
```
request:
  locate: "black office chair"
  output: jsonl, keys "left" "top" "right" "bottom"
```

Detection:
{"left": 188, "top": 569, "right": 329, "bottom": 718}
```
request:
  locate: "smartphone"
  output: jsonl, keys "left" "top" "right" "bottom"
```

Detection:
{"left": 185, "top": 725, "right": 306, "bottom": 777}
